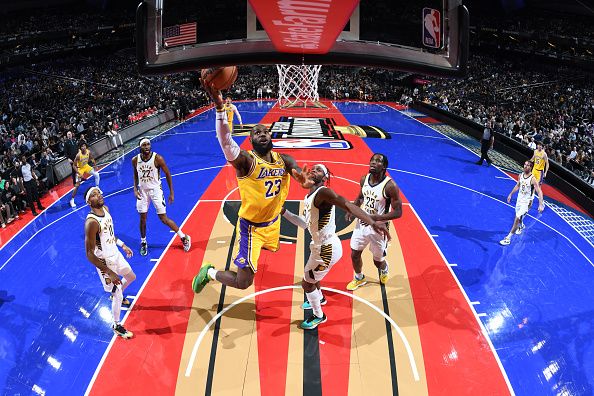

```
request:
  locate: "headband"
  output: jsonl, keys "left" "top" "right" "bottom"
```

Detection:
{"left": 85, "top": 186, "right": 102, "bottom": 203}
{"left": 139, "top": 138, "right": 150, "bottom": 146}
{"left": 315, "top": 164, "right": 329, "bottom": 177}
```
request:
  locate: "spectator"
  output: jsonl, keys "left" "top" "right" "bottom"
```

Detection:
{"left": 19, "top": 155, "right": 45, "bottom": 216}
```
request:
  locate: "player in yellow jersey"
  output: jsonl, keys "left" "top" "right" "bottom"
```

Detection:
{"left": 527, "top": 141, "right": 549, "bottom": 214}
{"left": 223, "top": 97, "right": 243, "bottom": 132}
{"left": 530, "top": 142, "right": 549, "bottom": 184}
{"left": 192, "top": 79, "right": 311, "bottom": 293}
{"left": 70, "top": 142, "right": 100, "bottom": 208}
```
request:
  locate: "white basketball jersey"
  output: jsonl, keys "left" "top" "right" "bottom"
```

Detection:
{"left": 87, "top": 208, "right": 118, "bottom": 259}
{"left": 136, "top": 152, "right": 161, "bottom": 190}
{"left": 357, "top": 174, "right": 392, "bottom": 228}
{"left": 304, "top": 186, "right": 336, "bottom": 245}
{"left": 517, "top": 173, "right": 534, "bottom": 204}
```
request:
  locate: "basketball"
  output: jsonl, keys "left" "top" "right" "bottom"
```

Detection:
{"left": 201, "top": 66, "right": 238, "bottom": 91}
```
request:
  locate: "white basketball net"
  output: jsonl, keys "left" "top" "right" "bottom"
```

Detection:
{"left": 276, "top": 64, "right": 322, "bottom": 108}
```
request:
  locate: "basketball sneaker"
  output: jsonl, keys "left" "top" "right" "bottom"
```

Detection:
{"left": 379, "top": 269, "right": 389, "bottom": 285}
{"left": 515, "top": 224, "right": 525, "bottom": 235}
{"left": 109, "top": 295, "right": 131, "bottom": 307}
{"left": 499, "top": 236, "right": 511, "bottom": 246}
{"left": 112, "top": 323, "right": 133, "bottom": 339}
{"left": 300, "top": 314, "right": 327, "bottom": 330}
{"left": 346, "top": 275, "right": 367, "bottom": 291}
{"left": 69, "top": 198, "right": 76, "bottom": 208}
{"left": 301, "top": 297, "right": 327, "bottom": 310}
{"left": 140, "top": 242, "right": 148, "bottom": 256}
{"left": 182, "top": 235, "right": 192, "bottom": 252}
{"left": 192, "top": 263, "right": 214, "bottom": 293}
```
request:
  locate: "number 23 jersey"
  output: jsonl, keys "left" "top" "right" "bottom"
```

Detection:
{"left": 237, "top": 150, "right": 290, "bottom": 223}
{"left": 356, "top": 174, "right": 392, "bottom": 228}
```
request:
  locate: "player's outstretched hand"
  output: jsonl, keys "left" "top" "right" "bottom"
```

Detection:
{"left": 123, "top": 245, "right": 133, "bottom": 258}
{"left": 507, "top": 194, "right": 512, "bottom": 203}
{"left": 200, "top": 78, "right": 224, "bottom": 108}
{"left": 168, "top": 192, "right": 174, "bottom": 204}
{"left": 538, "top": 203, "right": 545, "bottom": 213}
{"left": 372, "top": 221, "right": 391, "bottom": 241}
{"left": 345, "top": 212, "right": 354, "bottom": 222}
{"left": 291, "top": 166, "right": 314, "bottom": 189}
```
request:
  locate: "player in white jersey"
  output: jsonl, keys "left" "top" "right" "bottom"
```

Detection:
{"left": 84, "top": 186, "right": 136, "bottom": 339}
{"left": 346, "top": 153, "right": 402, "bottom": 291}
{"left": 500, "top": 160, "right": 545, "bottom": 245}
{"left": 282, "top": 164, "right": 389, "bottom": 329}
{"left": 132, "top": 138, "right": 191, "bottom": 256}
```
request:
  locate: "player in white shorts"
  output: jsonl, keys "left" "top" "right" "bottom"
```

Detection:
{"left": 346, "top": 153, "right": 402, "bottom": 291}
{"left": 282, "top": 164, "right": 389, "bottom": 329}
{"left": 133, "top": 138, "right": 191, "bottom": 256}
{"left": 500, "top": 160, "right": 545, "bottom": 245}
{"left": 84, "top": 186, "right": 136, "bottom": 339}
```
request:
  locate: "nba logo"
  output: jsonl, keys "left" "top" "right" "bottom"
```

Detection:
{"left": 422, "top": 8, "right": 441, "bottom": 48}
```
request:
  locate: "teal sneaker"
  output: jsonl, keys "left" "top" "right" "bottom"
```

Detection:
{"left": 140, "top": 242, "right": 148, "bottom": 256}
{"left": 300, "top": 314, "right": 327, "bottom": 330}
{"left": 192, "top": 264, "right": 214, "bottom": 293}
{"left": 301, "top": 297, "right": 327, "bottom": 310}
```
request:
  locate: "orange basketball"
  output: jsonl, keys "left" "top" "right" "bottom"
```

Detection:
{"left": 200, "top": 66, "right": 238, "bottom": 91}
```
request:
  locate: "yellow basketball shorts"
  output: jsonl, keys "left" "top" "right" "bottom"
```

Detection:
{"left": 233, "top": 215, "right": 280, "bottom": 273}
{"left": 532, "top": 169, "right": 543, "bottom": 183}
{"left": 77, "top": 164, "right": 93, "bottom": 176}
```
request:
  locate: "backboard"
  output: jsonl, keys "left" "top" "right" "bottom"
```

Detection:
{"left": 136, "top": 0, "right": 468, "bottom": 77}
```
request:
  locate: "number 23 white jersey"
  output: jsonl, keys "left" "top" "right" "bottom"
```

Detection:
{"left": 357, "top": 174, "right": 392, "bottom": 228}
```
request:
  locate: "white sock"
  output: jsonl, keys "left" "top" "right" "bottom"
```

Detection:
{"left": 111, "top": 285, "right": 123, "bottom": 324}
{"left": 306, "top": 290, "right": 323, "bottom": 318}
{"left": 355, "top": 273, "right": 364, "bottom": 280}
{"left": 93, "top": 171, "right": 100, "bottom": 186}
{"left": 207, "top": 268, "right": 218, "bottom": 281}
{"left": 141, "top": 237, "right": 147, "bottom": 243}
{"left": 506, "top": 233, "right": 513, "bottom": 239}
{"left": 177, "top": 230, "right": 186, "bottom": 238}
{"left": 316, "top": 288, "right": 324, "bottom": 301}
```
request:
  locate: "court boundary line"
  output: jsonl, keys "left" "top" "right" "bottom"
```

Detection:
{"left": 184, "top": 285, "right": 420, "bottom": 381}
{"left": 0, "top": 108, "right": 211, "bottom": 254}
{"left": 384, "top": 102, "right": 594, "bottom": 250}
{"left": 84, "top": 196, "right": 203, "bottom": 396}
{"left": 406, "top": 204, "right": 515, "bottom": 395}
{"left": 386, "top": 132, "right": 449, "bottom": 140}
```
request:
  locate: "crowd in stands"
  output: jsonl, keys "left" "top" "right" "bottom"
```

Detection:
{"left": 0, "top": 51, "right": 210, "bottom": 227}
{"left": 421, "top": 54, "right": 594, "bottom": 184}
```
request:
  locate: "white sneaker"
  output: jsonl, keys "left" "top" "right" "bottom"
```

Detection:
{"left": 515, "top": 223, "right": 525, "bottom": 235}
{"left": 70, "top": 198, "right": 76, "bottom": 208}
{"left": 499, "top": 237, "right": 511, "bottom": 246}
{"left": 182, "top": 235, "right": 191, "bottom": 252}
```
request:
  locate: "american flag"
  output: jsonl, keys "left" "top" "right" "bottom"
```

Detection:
{"left": 163, "top": 22, "right": 197, "bottom": 47}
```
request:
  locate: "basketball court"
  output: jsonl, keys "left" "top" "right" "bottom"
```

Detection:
{"left": 2, "top": 1, "right": 594, "bottom": 395}
{"left": 1, "top": 100, "right": 593, "bottom": 395}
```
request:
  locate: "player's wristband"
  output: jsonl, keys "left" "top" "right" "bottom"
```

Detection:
{"left": 116, "top": 239, "right": 125, "bottom": 247}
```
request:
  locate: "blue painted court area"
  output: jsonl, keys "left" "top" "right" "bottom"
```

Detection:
{"left": 0, "top": 100, "right": 593, "bottom": 395}
{"left": 335, "top": 101, "right": 594, "bottom": 396}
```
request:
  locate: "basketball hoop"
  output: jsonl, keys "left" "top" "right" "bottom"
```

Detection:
{"left": 276, "top": 64, "right": 324, "bottom": 108}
